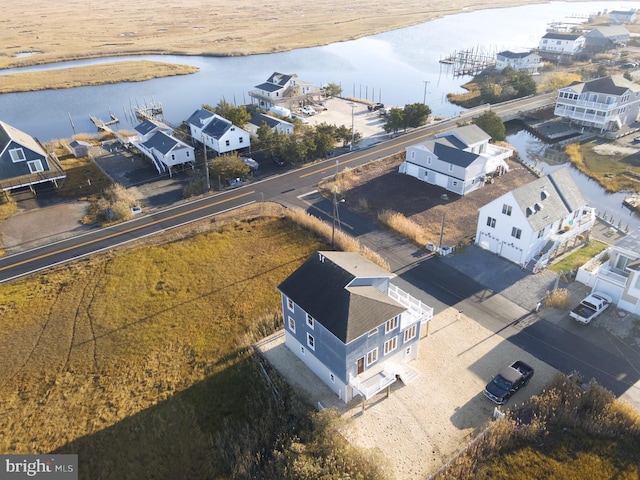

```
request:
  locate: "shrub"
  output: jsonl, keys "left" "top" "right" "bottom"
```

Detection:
{"left": 378, "top": 209, "right": 429, "bottom": 246}
{"left": 544, "top": 288, "right": 571, "bottom": 309}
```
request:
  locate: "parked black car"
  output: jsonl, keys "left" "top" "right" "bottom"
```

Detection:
{"left": 272, "top": 156, "right": 286, "bottom": 167}
{"left": 483, "top": 360, "right": 534, "bottom": 405}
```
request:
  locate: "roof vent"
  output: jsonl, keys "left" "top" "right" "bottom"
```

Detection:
{"left": 541, "top": 190, "right": 549, "bottom": 200}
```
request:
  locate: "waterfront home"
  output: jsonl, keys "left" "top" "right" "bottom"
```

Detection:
{"left": 554, "top": 75, "right": 640, "bottom": 133}
{"left": 537, "top": 32, "right": 585, "bottom": 61}
{"left": 608, "top": 10, "right": 637, "bottom": 24}
{"left": 0, "top": 120, "right": 66, "bottom": 193}
{"left": 577, "top": 227, "right": 640, "bottom": 315}
{"left": 277, "top": 251, "right": 433, "bottom": 403}
{"left": 475, "top": 167, "right": 595, "bottom": 272}
{"left": 248, "top": 72, "right": 320, "bottom": 110}
{"left": 495, "top": 51, "right": 543, "bottom": 74}
{"left": 400, "top": 125, "right": 513, "bottom": 196}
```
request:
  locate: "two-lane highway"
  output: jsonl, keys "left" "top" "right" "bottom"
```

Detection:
{"left": 0, "top": 93, "right": 557, "bottom": 283}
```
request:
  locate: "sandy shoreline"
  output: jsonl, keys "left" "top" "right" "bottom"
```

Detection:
{"left": 2, "top": 0, "right": 562, "bottom": 70}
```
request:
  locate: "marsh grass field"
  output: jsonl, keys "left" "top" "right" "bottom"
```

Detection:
{"left": 0, "top": 212, "right": 325, "bottom": 477}
{"left": 0, "top": 61, "right": 199, "bottom": 93}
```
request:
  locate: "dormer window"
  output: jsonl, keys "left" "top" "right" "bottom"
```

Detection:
{"left": 9, "top": 148, "right": 26, "bottom": 162}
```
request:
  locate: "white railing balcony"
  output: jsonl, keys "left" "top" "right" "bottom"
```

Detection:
{"left": 594, "top": 264, "right": 629, "bottom": 287}
{"left": 388, "top": 283, "right": 433, "bottom": 328}
{"left": 349, "top": 364, "right": 397, "bottom": 400}
{"left": 556, "top": 98, "right": 618, "bottom": 111}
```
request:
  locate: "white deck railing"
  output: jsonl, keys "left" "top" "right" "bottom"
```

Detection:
{"left": 388, "top": 283, "right": 433, "bottom": 326}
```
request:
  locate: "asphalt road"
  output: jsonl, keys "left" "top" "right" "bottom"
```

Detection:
{"left": 4, "top": 92, "right": 636, "bottom": 403}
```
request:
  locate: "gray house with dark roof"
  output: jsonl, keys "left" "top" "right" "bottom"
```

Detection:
{"left": 400, "top": 125, "right": 513, "bottom": 196}
{"left": 475, "top": 167, "right": 595, "bottom": 271}
{"left": 0, "top": 120, "right": 66, "bottom": 193}
{"left": 278, "top": 251, "right": 433, "bottom": 403}
{"left": 584, "top": 25, "right": 630, "bottom": 51}
{"left": 554, "top": 75, "right": 640, "bottom": 132}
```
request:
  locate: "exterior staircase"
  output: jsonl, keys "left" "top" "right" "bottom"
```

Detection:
{"left": 524, "top": 239, "right": 554, "bottom": 273}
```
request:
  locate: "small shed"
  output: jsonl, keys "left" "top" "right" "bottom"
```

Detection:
{"left": 69, "top": 140, "right": 91, "bottom": 158}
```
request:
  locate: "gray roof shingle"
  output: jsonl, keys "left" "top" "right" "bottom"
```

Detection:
{"left": 278, "top": 252, "right": 404, "bottom": 344}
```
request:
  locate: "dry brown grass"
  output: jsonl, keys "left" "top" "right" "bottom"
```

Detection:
{"left": 378, "top": 209, "right": 429, "bottom": 246}
{"left": 0, "top": 61, "right": 198, "bottom": 93}
{"left": 1, "top": 0, "right": 548, "bottom": 71}
{"left": 544, "top": 288, "right": 572, "bottom": 310}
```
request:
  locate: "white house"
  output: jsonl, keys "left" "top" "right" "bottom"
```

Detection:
{"left": 400, "top": 125, "right": 513, "bottom": 196}
{"left": 133, "top": 119, "right": 172, "bottom": 143}
{"left": 137, "top": 131, "right": 195, "bottom": 177}
{"left": 278, "top": 251, "right": 433, "bottom": 403}
{"left": 246, "top": 112, "right": 294, "bottom": 137}
{"left": 576, "top": 227, "right": 640, "bottom": 314}
{"left": 538, "top": 32, "right": 585, "bottom": 57}
{"left": 185, "top": 108, "right": 250, "bottom": 155}
{"left": 554, "top": 75, "right": 640, "bottom": 133}
{"left": 248, "top": 72, "right": 320, "bottom": 110}
{"left": 475, "top": 167, "right": 595, "bottom": 271}
{"left": 608, "top": 10, "right": 637, "bottom": 24}
{"left": 495, "top": 51, "right": 543, "bottom": 74}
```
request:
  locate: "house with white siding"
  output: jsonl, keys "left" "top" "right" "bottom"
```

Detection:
{"left": 248, "top": 72, "right": 320, "bottom": 110}
{"left": 278, "top": 251, "right": 433, "bottom": 403}
{"left": 608, "top": 10, "right": 637, "bottom": 24}
{"left": 577, "top": 227, "right": 640, "bottom": 315}
{"left": 537, "top": 32, "right": 585, "bottom": 60}
{"left": 246, "top": 112, "right": 294, "bottom": 137}
{"left": 495, "top": 51, "right": 543, "bottom": 74}
{"left": 186, "top": 108, "right": 250, "bottom": 155}
{"left": 475, "top": 167, "right": 595, "bottom": 272}
{"left": 554, "top": 75, "right": 640, "bottom": 133}
{"left": 137, "top": 131, "right": 195, "bottom": 177}
{"left": 400, "top": 125, "right": 513, "bottom": 196}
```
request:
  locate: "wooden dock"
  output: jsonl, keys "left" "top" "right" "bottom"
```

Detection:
{"left": 623, "top": 194, "right": 640, "bottom": 212}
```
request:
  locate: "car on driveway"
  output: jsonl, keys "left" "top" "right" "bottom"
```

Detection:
{"left": 301, "top": 106, "right": 316, "bottom": 115}
{"left": 484, "top": 360, "right": 534, "bottom": 405}
{"left": 272, "top": 156, "right": 286, "bottom": 167}
{"left": 241, "top": 157, "right": 259, "bottom": 171}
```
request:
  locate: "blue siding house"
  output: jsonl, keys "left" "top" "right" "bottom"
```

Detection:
{"left": 278, "top": 251, "right": 433, "bottom": 403}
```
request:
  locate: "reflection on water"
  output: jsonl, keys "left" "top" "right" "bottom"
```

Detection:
{"left": 506, "top": 129, "right": 640, "bottom": 230}
{"left": 1, "top": 1, "right": 636, "bottom": 142}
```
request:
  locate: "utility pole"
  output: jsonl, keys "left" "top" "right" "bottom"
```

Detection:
{"left": 349, "top": 103, "right": 355, "bottom": 151}
{"left": 423, "top": 80, "right": 431, "bottom": 104}
{"left": 202, "top": 134, "right": 210, "bottom": 191}
{"left": 438, "top": 213, "right": 445, "bottom": 250}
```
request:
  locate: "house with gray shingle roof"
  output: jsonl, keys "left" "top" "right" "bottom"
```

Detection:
{"left": 138, "top": 131, "right": 195, "bottom": 177}
{"left": 246, "top": 112, "right": 294, "bottom": 137}
{"left": 554, "top": 75, "right": 640, "bottom": 133}
{"left": 577, "top": 226, "right": 640, "bottom": 314}
{"left": 0, "top": 120, "right": 66, "bottom": 193}
{"left": 277, "top": 251, "right": 433, "bottom": 403}
{"left": 185, "top": 108, "right": 250, "bottom": 155}
{"left": 584, "top": 25, "right": 630, "bottom": 51}
{"left": 475, "top": 167, "right": 595, "bottom": 271}
{"left": 495, "top": 50, "right": 543, "bottom": 74}
{"left": 248, "top": 71, "right": 320, "bottom": 109}
{"left": 400, "top": 124, "right": 513, "bottom": 196}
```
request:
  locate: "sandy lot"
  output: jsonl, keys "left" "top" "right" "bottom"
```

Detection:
{"left": 257, "top": 306, "right": 558, "bottom": 479}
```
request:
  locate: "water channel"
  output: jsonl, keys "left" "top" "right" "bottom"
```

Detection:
{"left": 1, "top": 1, "right": 631, "bottom": 140}
{"left": 1, "top": 1, "right": 639, "bottom": 226}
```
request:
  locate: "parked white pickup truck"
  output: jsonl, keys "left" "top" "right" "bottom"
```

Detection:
{"left": 569, "top": 292, "right": 612, "bottom": 324}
